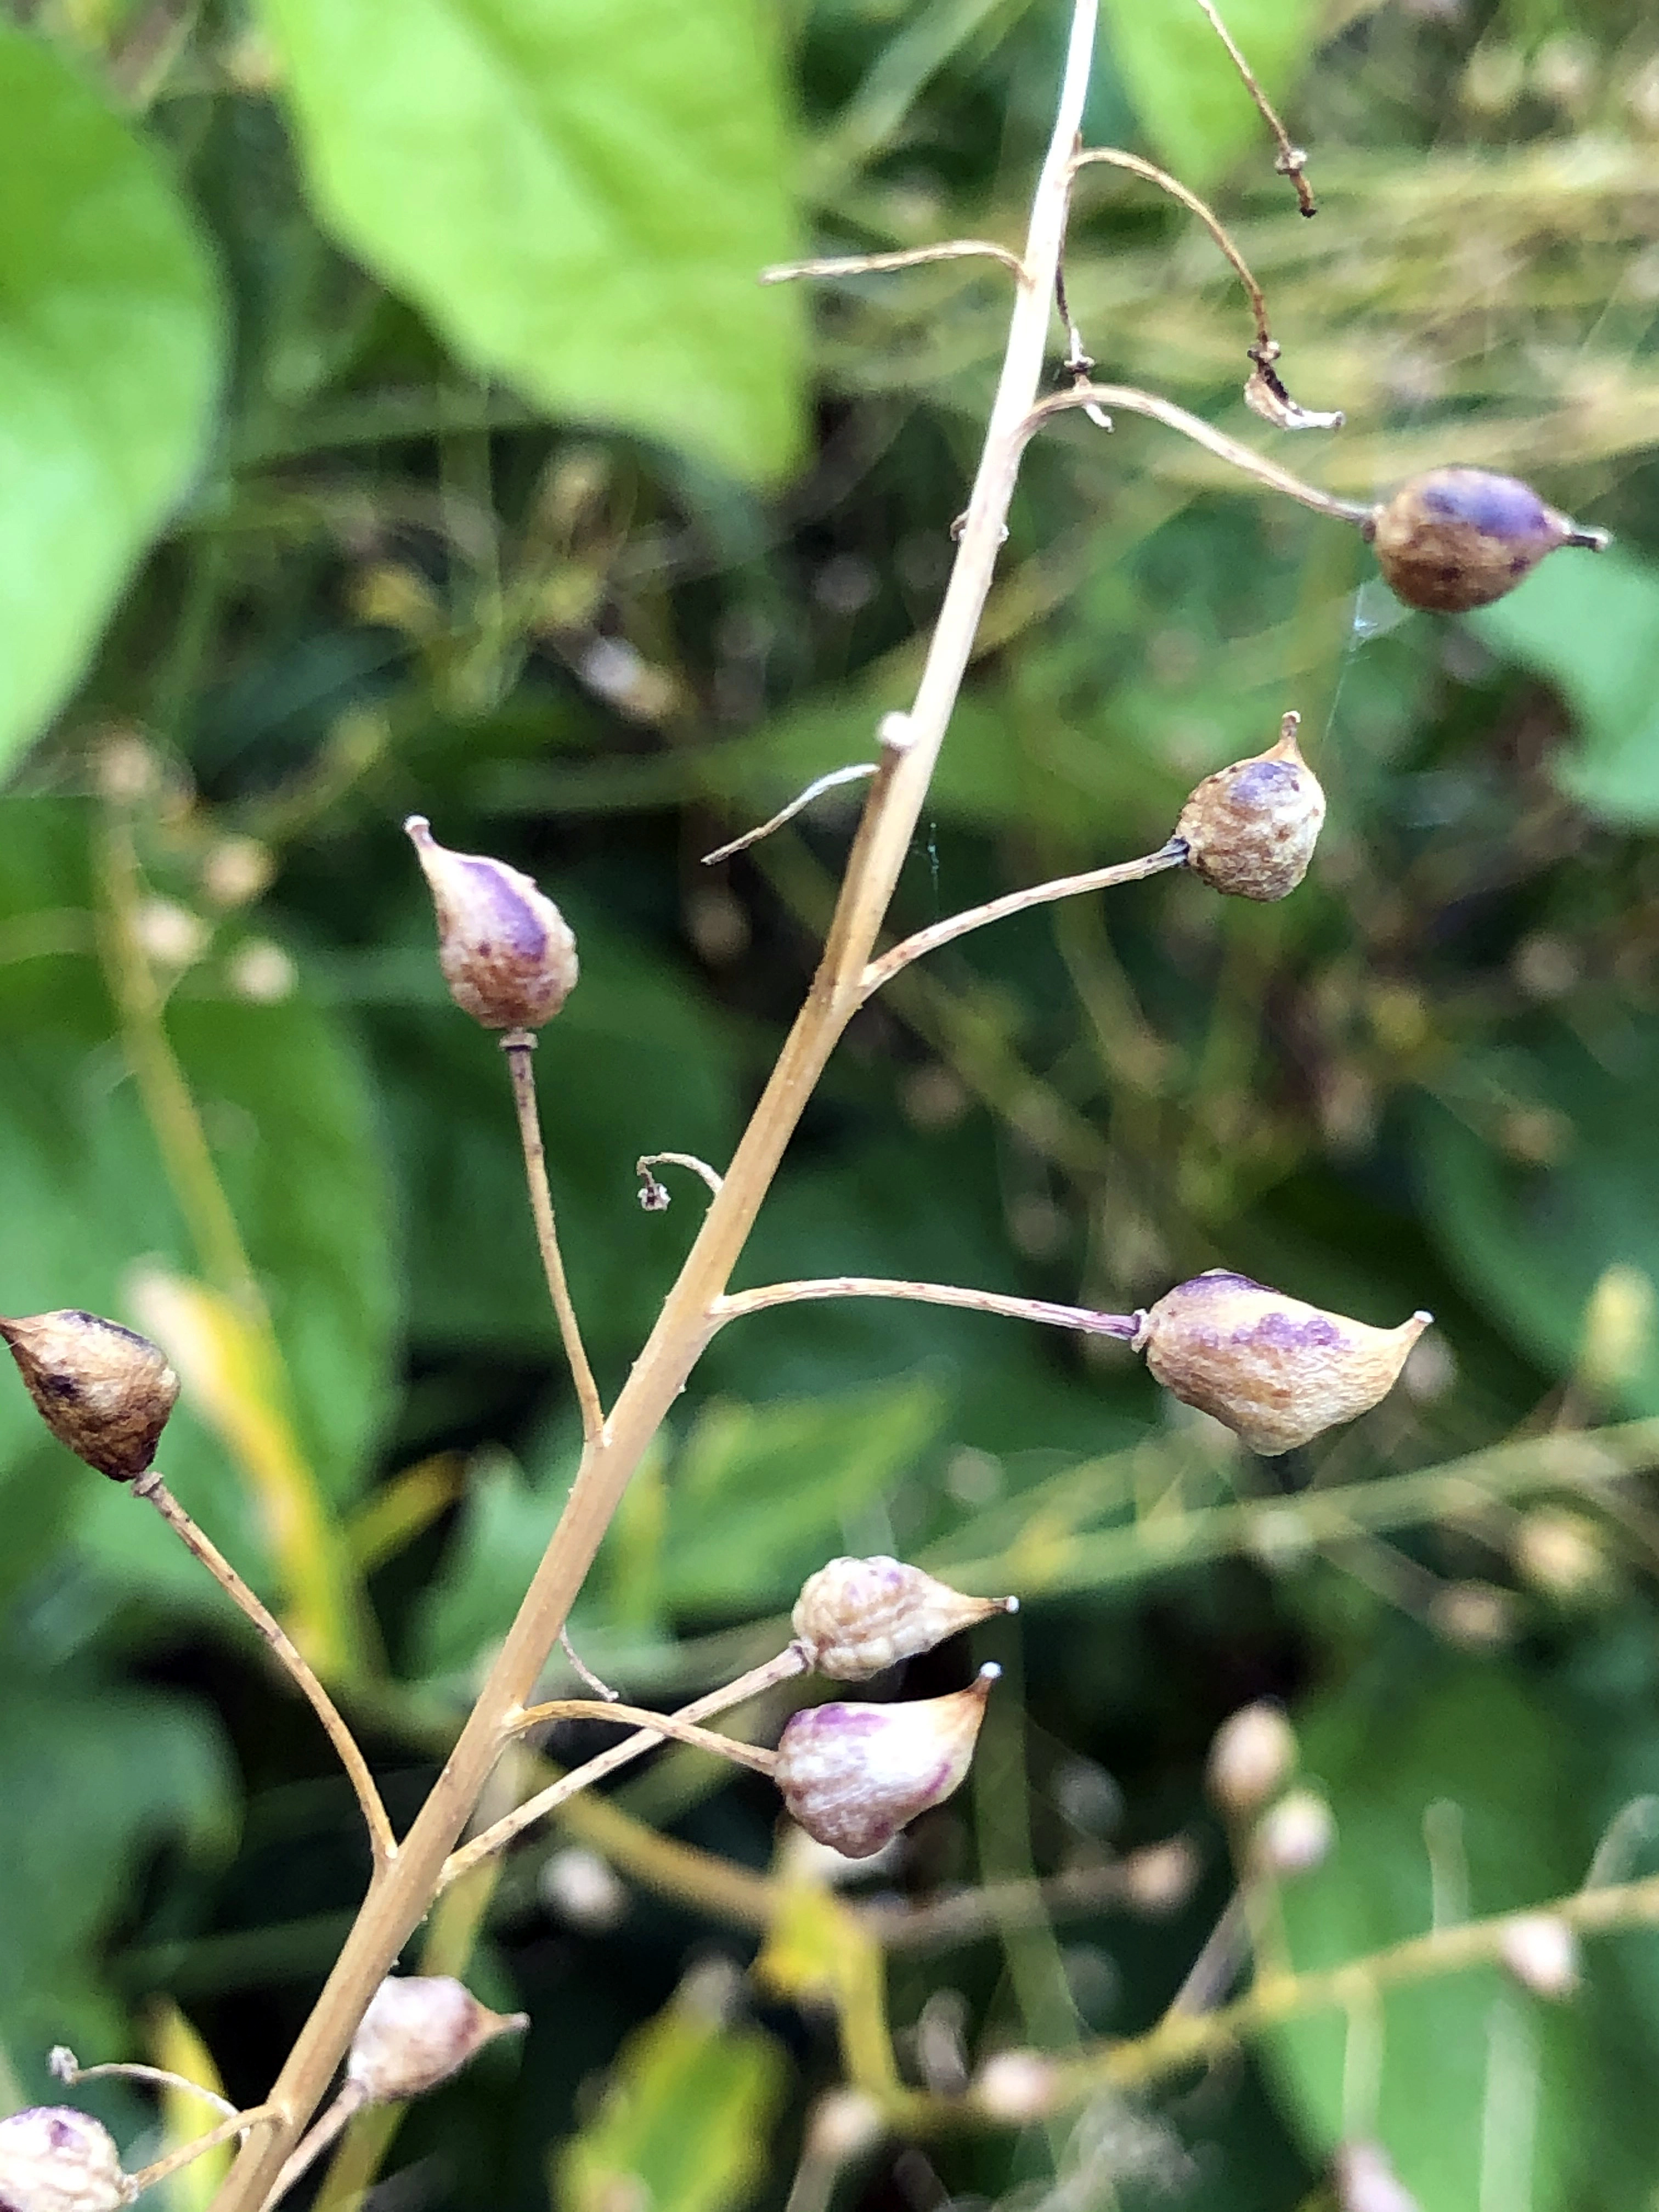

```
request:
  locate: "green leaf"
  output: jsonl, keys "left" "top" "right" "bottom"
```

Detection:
{"left": 1098, "top": 0, "right": 1318, "bottom": 189}
{"left": 1266, "top": 1658, "right": 1620, "bottom": 2211}
{"left": 0, "top": 25, "right": 222, "bottom": 768}
{"left": 259, "top": 0, "right": 805, "bottom": 483}
{"left": 1470, "top": 549, "right": 1659, "bottom": 826}
{"left": 0, "top": 1671, "right": 234, "bottom": 2083}
{"left": 555, "top": 1982, "right": 785, "bottom": 2212}
{"left": 1414, "top": 1018, "right": 1659, "bottom": 1415}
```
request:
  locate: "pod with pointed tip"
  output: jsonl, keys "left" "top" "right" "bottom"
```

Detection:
{"left": 774, "top": 1667, "right": 998, "bottom": 1859}
{"left": 405, "top": 817, "right": 578, "bottom": 1031}
{"left": 347, "top": 1976, "right": 529, "bottom": 2104}
{"left": 1176, "top": 714, "right": 1325, "bottom": 901}
{"left": 0, "top": 1310, "right": 178, "bottom": 1482}
{"left": 1364, "top": 467, "right": 1606, "bottom": 614}
{"left": 1133, "top": 1271, "right": 1430, "bottom": 1454}
{"left": 792, "top": 1556, "right": 1016, "bottom": 1680}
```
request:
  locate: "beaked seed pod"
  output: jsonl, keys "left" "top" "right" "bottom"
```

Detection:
{"left": 0, "top": 2108, "right": 131, "bottom": 2212}
{"left": 792, "top": 1556, "right": 1017, "bottom": 1680}
{"left": 1206, "top": 1701, "right": 1298, "bottom": 1815}
{"left": 405, "top": 817, "right": 578, "bottom": 1031}
{"left": 774, "top": 1666, "right": 998, "bottom": 1859}
{"left": 1175, "top": 714, "right": 1326, "bottom": 901}
{"left": 0, "top": 1311, "right": 178, "bottom": 1482}
{"left": 1256, "top": 1787, "right": 1336, "bottom": 1877}
{"left": 1134, "top": 1271, "right": 1430, "bottom": 1455}
{"left": 346, "top": 1975, "right": 529, "bottom": 2104}
{"left": 1364, "top": 466, "right": 1606, "bottom": 613}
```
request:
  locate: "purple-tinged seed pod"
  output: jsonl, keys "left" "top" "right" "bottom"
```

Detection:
{"left": 1175, "top": 713, "right": 1325, "bottom": 901}
{"left": 0, "top": 2107, "right": 131, "bottom": 2212}
{"left": 774, "top": 1667, "right": 998, "bottom": 1859}
{"left": 347, "top": 1976, "right": 529, "bottom": 2104}
{"left": 405, "top": 817, "right": 578, "bottom": 1031}
{"left": 0, "top": 1311, "right": 178, "bottom": 1483}
{"left": 1133, "top": 1271, "right": 1430, "bottom": 1455}
{"left": 792, "top": 1556, "right": 1016, "bottom": 1680}
{"left": 1364, "top": 466, "right": 1606, "bottom": 613}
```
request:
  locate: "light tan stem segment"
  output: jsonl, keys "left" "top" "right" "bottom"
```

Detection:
{"left": 127, "top": 2104, "right": 282, "bottom": 2194}
{"left": 134, "top": 1474, "right": 394, "bottom": 1867}
{"left": 859, "top": 842, "right": 1186, "bottom": 997}
{"left": 503, "top": 1034, "right": 606, "bottom": 1444}
{"left": 714, "top": 1279, "right": 1139, "bottom": 1342}
{"left": 1069, "top": 148, "right": 1272, "bottom": 351}
{"left": 438, "top": 1648, "right": 809, "bottom": 1894}
{"left": 269, "top": 2082, "right": 366, "bottom": 2205}
{"left": 209, "top": 7, "right": 1101, "bottom": 2202}
{"left": 505, "top": 1698, "right": 778, "bottom": 1776}
{"left": 1194, "top": 0, "right": 1316, "bottom": 215}
{"left": 762, "top": 240, "right": 1025, "bottom": 284}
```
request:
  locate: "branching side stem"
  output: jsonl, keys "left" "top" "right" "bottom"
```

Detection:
{"left": 714, "top": 1278, "right": 1141, "bottom": 1342}
{"left": 211, "top": 8, "right": 1104, "bottom": 2199}
{"left": 504, "top": 1697, "right": 779, "bottom": 1776}
{"left": 503, "top": 1032, "right": 606, "bottom": 1444}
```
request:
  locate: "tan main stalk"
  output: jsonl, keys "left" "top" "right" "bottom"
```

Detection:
{"left": 210, "top": 5, "right": 1100, "bottom": 2202}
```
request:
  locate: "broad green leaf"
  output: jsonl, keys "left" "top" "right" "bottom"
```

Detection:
{"left": 0, "top": 1672, "right": 233, "bottom": 2084}
{"left": 1471, "top": 549, "right": 1659, "bottom": 826}
{"left": 556, "top": 1981, "right": 785, "bottom": 2212}
{"left": 1267, "top": 1660, "right": 1614, "bottom": 2211}
{"left": 1099, "top": 0, "right": 1319, "bottom": 190}
{"left": 259, "top": 0, "right": 805, "bottom": 483}
{"left": 0, "top": 25, "right": 222, "bottom": 769}
{"left": 1414, "top": 1019, "right": 1659, "bottom": 1416}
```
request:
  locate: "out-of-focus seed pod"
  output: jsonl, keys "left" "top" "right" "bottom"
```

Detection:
{"left": 974, "top": 2050, "right": 1060, "bottom": 2124}
{"left": 405, "top": 817, "right": 578, "bottom": 1031}
{"left": 0, "top": 1311, "right": 178, "bottom": 1483}
{"left": 1513, "top": 1508, "right": 1607, "bottom": 1601}
{"left": 792, "top": 1556, "right": 1017, "bottom": 1680}
{"left": 1175, "top": 715, "right": 1326, "bottom": 901}
{"left": 1133, "top": 1271, "right": 1431, "bottom": 1455}
{"left": 346, "top": 1976, "right": 529, "bottom": 2104}
{"left": 0, "top": 2107, "right": 132, "bottom": 2212}
{"left": 1119, "top": 1836, "right": 1201, "bottom": 1916}
{"left": 1333, "top": 2142, "right": 1422, "bottom": 2212}
{"left": 1365, "top": 466, "right": 1606, "bottom": 613}
{"left": 1499, "top": 1914, "right": 1580, "bottom": 2000}
{"left": 774, "top": 1667, "right": 998, "bottom": 1859}
{"left": 1206, "top": 1701, "right": 1298, "bottom": 1815}
{"left": 1256, "top": 1787, "right": 1336, "bottom": 1876}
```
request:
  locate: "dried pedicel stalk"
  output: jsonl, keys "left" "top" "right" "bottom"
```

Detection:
{"left": 1134, "top": 1271, "right": 1430, "bottom": 1454}
{"left": 1364, "top": 466, "right": 1607, "bottom": 613}
{"left": 1175, "top": 713, "right": 1325, "bottom": 901}
{"left": 346, "top": 1977, "right": 529, "bottom": 2103}
{"left": 775, "top": 1667, "right": 998, "bottom": 1858}
{"left": 792, "top": 1556, "right": 1017, "bottom": 1679}
{"left": 0, "top": 2107, "right": 131, "bottom": 2212}
{"left": 405, "top": 817, "right": 578, "bottom": 1030}
{"left": 0, "top": 1311, "right": 177, "bottom": 1482}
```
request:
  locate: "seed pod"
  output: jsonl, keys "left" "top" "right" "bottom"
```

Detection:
{"left": 1134, "top": 1271, "right": 1430, "bottom": 1455}
{"left": 1256, "top": 1787, "right": 1336, "bottom": 1877}
{"left": 346, "top": 1976, "right": 529, "bottom": 2104}
{"left": 1365, "top": 466, "right": 1606, "bottom": 614}
{"left": 1499, "top": 1914, "right": 1579, "bottom": 2000}
{"left": 0, "top": 2107, "right": 131, "bottom": 2212}
{"left": 405, "top": 817, "right": 578, "bottom": 1031}
{"left": 974, "top": 2050, "right": 1060, "bottom": 2124}
{"left": 0, "top": 1311, "right": 178, "bottom": 1483}
{"left": 774, "top": 1667, "right": 998, "bottom": 1860}
{"left": 1333, "top": 2142, "right": 1421, "bottom": 2212}
{"left": 1175, "top": 714, "right": 1325, "bottom": 901}
{"left": 792, "top": 1556, "right": 1017, "bottom": 1680}
{"left": 1206, "top": 1701, "right": 1297, "bottom": 1815}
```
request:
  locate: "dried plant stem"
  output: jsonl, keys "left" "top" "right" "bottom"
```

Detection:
{"left": 502, "top": 1032, "right": 605, "bottom": 1444}
{"left": 1069, "top": 147, "right": 1272, "bottom": 351}
{"left": 715, "top": 1278, "right": 1140, "bottom": 1342}
{"left": 702, "top": 763, "right": 877, "bottom": 865}
{"left": 1194, "top": 0, "right": 1316, "bottom": 215}
{"left": 49, "top": 2053, "right": 238, "bottom": 2119}
{"left": 134, "top": 1472, "right": 395, "bottom": 1866}
{"left": 127, "top": 2104, "right": 282, "bottom": 2195}
{"left": 438, "top": 1647, "right": 808, "bottom": 1893}
{"left": 210, "top": 5, "right": 1101, "bottom": 2198}
{"left": 505, "top": 1697, "right": 779, "bottom": 1775}
{"left": 1021, "top": 383, "right": 1370, "bottom": 520}
{"left": 859, "top": 841, "right": 1185, "bottom": 997}
{"left": 762, "top": 240, "right": 1026, "bottom": 285}
{"left": 270, "top": 2082, "right": 366, "bottom": 2204}
{"left": 638, "top": 1150, "right": 725, "bottom": 1199}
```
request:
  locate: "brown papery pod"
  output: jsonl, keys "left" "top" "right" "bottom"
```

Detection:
{"left": 1134, "top": 1271, "right": 1429, "bottom": 1454}
{"left": 0, "top": 2107, "right": 132, "bottom": 2212}
{"left": 0, "top": 1310, "right": 178, "bottom": 1482}
{"left": 1175, "top": 714, "right": 1325, "bottom": 902}
{"left": 774, "top": 1667, "right": 998, "bottom": 1859}
{"left": 1364, "top": 466, "right": 1606, "bottom": 614}
{"left": 405, "top": 817, "right": 578, "bottom": 1031}
{"left": 792, "top": 1555, "right": 1015, "bottom": 1680}
{"left": 346, "top": 1976, "right": 529, "bottom": 2104}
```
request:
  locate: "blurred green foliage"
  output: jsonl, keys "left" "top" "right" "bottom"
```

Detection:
{"left": 2, "top": 0, "right": 1659, "bottom": 2208}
